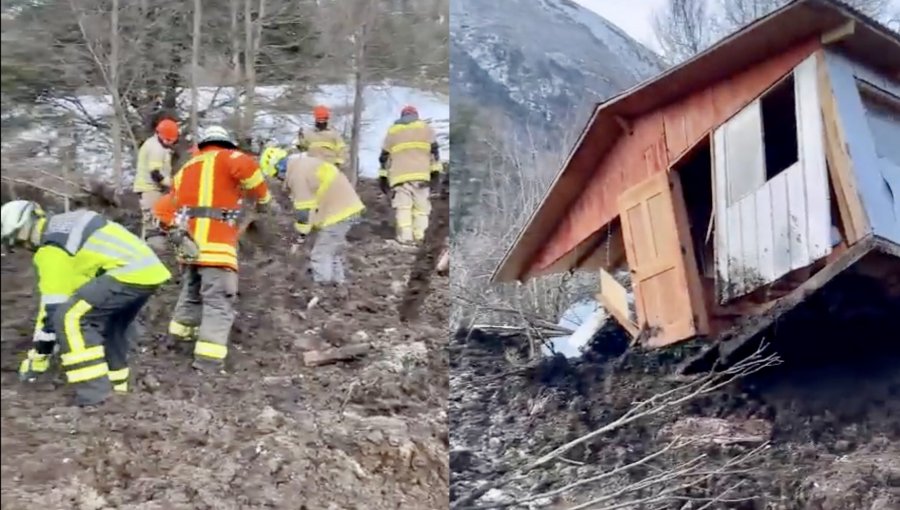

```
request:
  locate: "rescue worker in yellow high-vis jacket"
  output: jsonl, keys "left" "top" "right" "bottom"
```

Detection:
{"left": 1, "top": 200, "right": 172, "bottom": 407}
{"left": 133, "top": 118, "right": 179, "bottom": 250}
{"left": 260, "top": 146, "right": 365, "bottom": 285}
{"left": 296, "top": 105, "right": 351, "bottom": 185}
{"left": 378, "top": 105, "right": 443, "bottom": 246}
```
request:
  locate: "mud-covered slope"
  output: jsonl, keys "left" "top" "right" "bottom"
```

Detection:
{"left": 0, "top": 181, "right": 449, "bottom": 510}
{"left": 450, "top": 275, "right": 900, "bottom": 509}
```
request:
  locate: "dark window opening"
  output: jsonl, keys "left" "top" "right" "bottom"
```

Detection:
{"left": 761, "top": 74, "right": 798, "bottom": 180}
{"left": 676, "top": 137, "right": 715, "bottom": 278}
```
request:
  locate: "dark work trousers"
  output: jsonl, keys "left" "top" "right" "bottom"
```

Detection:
{"left": 52, "top": 274, "right": 158, "bottom": 406}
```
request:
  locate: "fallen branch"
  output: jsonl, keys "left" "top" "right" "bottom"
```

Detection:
{"left": 451, "top": 344, "right": 780, "bottom": 509}
{"left": 0, "top": 176, "right": 82, "bottom": 200}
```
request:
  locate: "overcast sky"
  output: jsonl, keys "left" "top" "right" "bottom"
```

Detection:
{"left": 575, "top": 0, "right": 900, "bottom": 53}
{"left": 573, "top": 0, "right": 668, "bottom": 52}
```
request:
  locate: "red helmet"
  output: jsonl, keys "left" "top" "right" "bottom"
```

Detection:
{"left": 155, "top": 119, "right": 179, "bottom": 145}
{"left": 401, "top": 105, "right": 418, "bottom": 116}
{"left": 313, "top": 105, "right": 330, "bottom": 122}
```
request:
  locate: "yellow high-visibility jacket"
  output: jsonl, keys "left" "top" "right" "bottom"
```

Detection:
{"left": 134, "top": 136, "right": 172, "bottom": 193}
{"left": 379, "top": 119, "right": 442, "bottom": 187}
{"left": 283, "top": 155, "right": 365, "bottom": 234}
{"left": 300, "top": 128, "right": 348, "bottom": 167}
{"left": 32, "top": 210, "right": 172, "bottom": 335}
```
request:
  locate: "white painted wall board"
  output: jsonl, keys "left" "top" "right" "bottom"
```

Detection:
{"left": 795, "top": 56, "right": 832, "bottom": 261}
{"left": 770, "top": 172, "right": 793, "bottom": 278}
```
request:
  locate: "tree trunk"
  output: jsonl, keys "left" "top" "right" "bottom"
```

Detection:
{"left": 190, "top": 0, "right": 202, "bottom": 142}
{"left": 241, "top": 0, "right": 255, "bottom": 147}
{"left": 230, "top": 0, "right": 240, "bottom": 85}
{"left": 110, "top": 0, "right": 122, "bottom": 193}
{"left": 349, "top": 16, "right": 369, "bottom": 188}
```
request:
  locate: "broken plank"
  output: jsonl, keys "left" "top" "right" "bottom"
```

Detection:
{"left": 816, "top": 51, "right": 869, "bottom": 244}
{"left": 718, "top": 235, "right": 876, "bottom": 361}
{"left": 303, "top": 343, "right": 372, "bottom": 367}
{"left": 681, "top": 235, "right": 878, "bottom": 374}
{"left": 820, "top": 20, "right": 855, "bottom": 45}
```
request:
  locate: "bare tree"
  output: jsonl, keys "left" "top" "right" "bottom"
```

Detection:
{"left": 653, "top": 0, "right": 717, "bottom": 64}
{"left": 654, "top": 0, "right": 895, "bottom": 65}
{"left": 348, "top": 1, "right": 375, "bottom": 188}
{"left": 239, "top": 0, "right": 266, "bottom": 147}
{"left": 110, "top": 0, "right": 123, "bottom": 191}
{"left": 190, "top": 0, "right": 201, "bottom": 142}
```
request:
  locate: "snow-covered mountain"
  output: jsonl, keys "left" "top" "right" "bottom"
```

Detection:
{"left": 451, "top": 0, "right": 665, "bottom": 133}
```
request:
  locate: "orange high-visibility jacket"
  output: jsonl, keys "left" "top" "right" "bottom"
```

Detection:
{"left": 170, "top": 146, "right": 271, "bottom": 270}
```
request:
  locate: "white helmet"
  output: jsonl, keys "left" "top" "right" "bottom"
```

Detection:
{"left": 1, "top": 200, "right": 44, "bottom": 247}
{"left": 198, "top": 125, "right": 237, "bottom": 148}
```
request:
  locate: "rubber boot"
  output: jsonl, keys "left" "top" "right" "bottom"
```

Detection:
{"left": 18, "top": 350, "right": 51, "bottom": 383}
{"left": 191, "top": 357, "right": 225, "bottom": 374}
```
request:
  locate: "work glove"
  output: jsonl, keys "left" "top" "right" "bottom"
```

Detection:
{"left": 379, "top": 177, "right": 390, "bottom": 196}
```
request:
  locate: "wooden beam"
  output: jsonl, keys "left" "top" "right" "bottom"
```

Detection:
{"left": 614, "top": 115, "right": 632, "bottom": 134}
{"left": 816, "top": 51, "right": 869, "bottom": 244}
{"left": 717, "top": 235, "right": 875, "bottom": 361}
{"left": 821, "top": 20, "right": 855, "bottom": 45}
{"left": 680, "top": 235, "right": 877, "bottom": 374}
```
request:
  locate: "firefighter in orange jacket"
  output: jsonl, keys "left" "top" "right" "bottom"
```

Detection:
{"left": 154, "top": 125, "right": 272, "bottom": 372}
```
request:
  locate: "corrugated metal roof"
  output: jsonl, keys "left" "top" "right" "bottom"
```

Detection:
{"left": 493, "top": 0, "right": 900, "bottom": 283}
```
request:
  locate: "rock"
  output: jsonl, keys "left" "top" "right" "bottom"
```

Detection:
{"left": 833, "top": 439, "right": 852, "bottom": 453}
{"left": 293, "top": 335, "right": 323, "bottom": 351}
{"left": 141, "top": 373, "right": 161, "bottom": 392}
{"left": 351, "top": 330, "right": 370, "bottom": 342}
{"left": 390, "top": 280, "right": 405, "bottom": 295}
{"left": 255, "top": 405, "right": 283, "bottom": 433}
{"left": 449, "top": 448, "right": 477, "bottom": 472}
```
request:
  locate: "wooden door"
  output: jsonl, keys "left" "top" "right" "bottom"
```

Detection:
{"left": 618, "top": 170, "right": 710, "bottom": 347}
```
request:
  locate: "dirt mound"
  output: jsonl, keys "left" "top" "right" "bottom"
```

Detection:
{"left": 0, "top": 181, "right": 449, "bottom": 510}
{"left": 450, "top": 279, "right": 900, "bottom": 509}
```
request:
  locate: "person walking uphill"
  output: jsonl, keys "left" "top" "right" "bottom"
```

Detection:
{"left": 260, "top": 146, "right": 364, "bottom": 285}
{"left": 296, "top": 105, "right": 351, "bottom": 185}
{"left": 2, "top": 200, "right": 171, "bottom": 407}
{"left": 378, "top": 105, "right": 443, "bottom": 246}
{"left": 134, "top": 118, "right": 179, "bottom": 250}
{"left": 155, "top": 125, "right": 272, "bottom": 372}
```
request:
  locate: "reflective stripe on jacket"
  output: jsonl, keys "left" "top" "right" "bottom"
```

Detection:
{"left": 32, "top": 210, "right": 172, "bottom": 335}
{"left": 284, "top": 155, "right": 364, "bottom": 235}
{"left": 171, "top": 147, "right": 271, "bottom": 270}
{"left": 379, "top": 119, "right": 437, "bottom": 187}
{"left": 303, "top": 129, "right": 348, "bottom": 166}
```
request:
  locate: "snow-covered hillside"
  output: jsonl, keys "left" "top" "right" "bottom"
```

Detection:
{"left": 451, "top": 0, "right": 664, "bottom": 133}
{"left": 1, "top": 83, "right": 449, "bottom": 184}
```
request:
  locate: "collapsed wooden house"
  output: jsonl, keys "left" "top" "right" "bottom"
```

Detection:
{"left": 493, "top": 0, "right": 900, "bottom": 358}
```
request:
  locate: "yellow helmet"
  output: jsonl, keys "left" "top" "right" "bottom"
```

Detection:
{"left": 260, "top": 146, "right": 288, "bottom": 178}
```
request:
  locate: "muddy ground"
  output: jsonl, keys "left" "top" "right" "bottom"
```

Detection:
{"left": 0, "top": 181, "right": 449, "bottom": 510}
{"left": 450, "top": 272, "right": 900, "bottom": 509}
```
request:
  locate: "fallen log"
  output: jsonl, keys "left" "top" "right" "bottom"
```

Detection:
{"left": 303, "top": 343, "right": 372, "bottom": 367}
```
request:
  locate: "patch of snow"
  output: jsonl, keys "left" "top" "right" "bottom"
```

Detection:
{"left": 544, "top": 299, "right": 608, "bottom": 358}
{"left": 1, "top": 82, "right": 448, "bottom": 185}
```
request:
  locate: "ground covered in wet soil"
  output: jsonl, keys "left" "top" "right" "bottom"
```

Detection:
{"left": 0, "top": 181, "right": 449, "bottom": 510}
{"left": 450, "top": 274, "right": 900, "bottom": 509}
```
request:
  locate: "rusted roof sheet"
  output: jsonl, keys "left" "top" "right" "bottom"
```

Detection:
{"left": 492, "top": 0, "right": 900, "bottom": 283}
